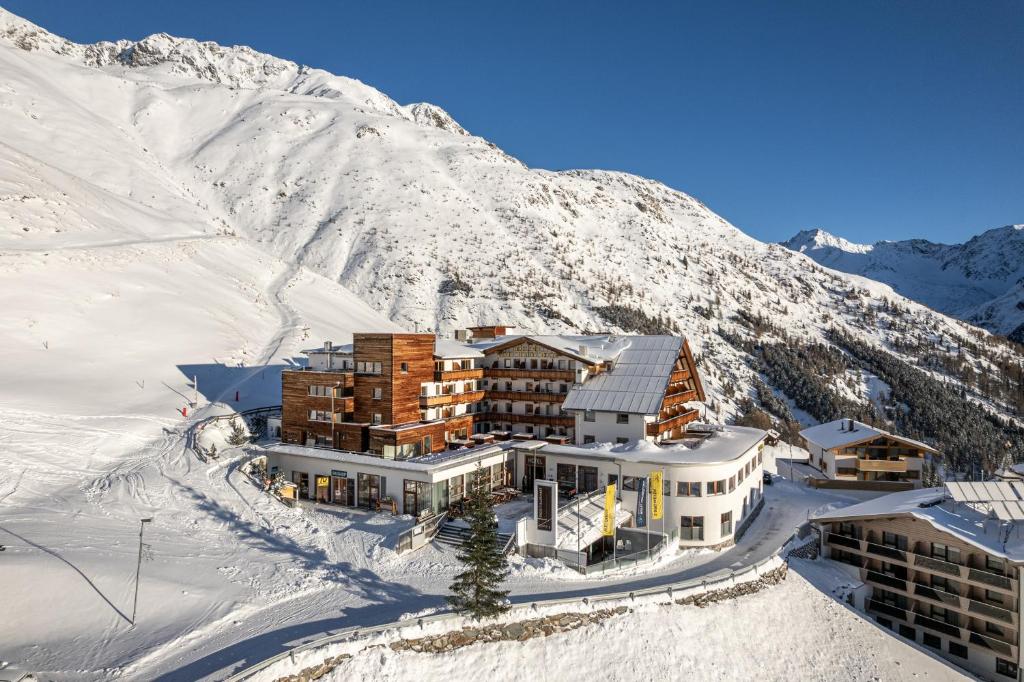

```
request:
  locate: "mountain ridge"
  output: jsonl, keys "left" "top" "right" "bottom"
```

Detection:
{"left": 782, "top": 225, "right": 1024, "bottom": 338}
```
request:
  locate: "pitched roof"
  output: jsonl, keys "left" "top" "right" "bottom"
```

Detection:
{"left": 561, "top": 335, "right": 683, "bottom": 414}
{"left": 470, "top": 334, "right": 630, "bottom": 364}
{"left": 799, "top": 418, "right": 939, "bottom": 454}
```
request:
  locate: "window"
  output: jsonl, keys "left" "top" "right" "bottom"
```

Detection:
{"left": 505, "top": 403, "right": 513, "bottom": 413}
{"left": 356, "top": 361, "right": 382, "bottom": 374}
{"left": 930, "top": 605, "right": 958, "bottom": 626}
{"left": 882, "top": 532, "right": 907, "bottom": 551}
{"left": 897, "top": 624, "right": 915, "bottom": 640}
{"left": 622, "top": 476, "right": 638, "bottom": 492}
{"left": 931, "top": 576, "right": 958, "bottom": 595}
{"left": 677, "top": 481, "right": 701, "bottom": 497}
{"left": 663, "top": 479, "right": 672, "bottom": 497}
{"left": 372, "top": 387, "right": 382, "bottom": 400}
{"left": 922, "top": 632, "right": 940, "bottom": 649}
{"left": 728, "top": 476, "right": 735, "bottom": 493}
{"left": 308, "top": 385, "right": 332, "bottom": 397}
{"left": 707, "top": 480, "right": 725, "bottom": 495}
{"left": 720, "top": 511, "right": 733, "bottom": 537}
{"left": 400, "top": 362, "right": 409, "bottom": 373}
{"left": 986, "top": 556, "right": 1005, "bottom": 575}
{"left": 985, "top": 589, "right": 1004, "bottom": 604}
{"left": 616, "top": 413, "right": 629, "bottom": 424}
{"left": 584, "top": 410, "right": 596, "bottom": 422}
{"left": 996, "top": 658, "right": 1018, "bottom": 678}
{"left": 583, "top": 435, "right": 596, "bottom": 444}
{"left": 947, "top": 641, "right": 967, "bottom": 660}
{"left": 558, "top": 359, "right": 566, "bottom": 369}
{"left": 308, "top": 409, "right": 331, "bottom": 422}
{"left": 680, "top": 516, "right": 704, "bottom": 540}
{"left": 607, "top": 473, "right": 618, "bottom": 488}
{"left": 372, "top": 413, "right": 382, "bottom": 425}
{"left": 422, "top": 435, "right": 432, "bottom": 453}
{"left": 504, "top": 359, "right": 511, "bottom": 368}
{"left": 986, "top": 622, "right": 1005, "bottom": 636}
{"left": 930, "top": 542, "right": 959, "bottom": 563}
{"left": 616, "top": 437, "right": 629, "bottom": 445}
{"left": 505, "top": 381, "right": 512, "bottom": 390}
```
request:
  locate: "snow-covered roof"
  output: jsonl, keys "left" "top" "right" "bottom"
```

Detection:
{"left": 266, "top": 440, "right": 516, "bottom": 474}
{"left": 799, "top": 419, "right": 938, "bottom": 454}
{"left": 303, "top": 342, "right": 353, "bottom": 355}
{"left": 433, "top": 338, "right": 483, "bottom": 359}
{"left": 470, "top": 334, "right": 629, "bottom": 364}
{"left": 536, "top": 425, "right": 766, "bottom": 467}
{"left": 811, "top": 487, "right": 1024, "bottom": 562}
{"left": 562, "top": 336, "right": 682, "bottom": 414}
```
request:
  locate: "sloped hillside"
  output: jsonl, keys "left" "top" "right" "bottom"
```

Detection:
{"left": 1, "top": 6, "right": 1022, "bottom": 467}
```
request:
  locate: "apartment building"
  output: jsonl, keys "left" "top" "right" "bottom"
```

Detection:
{"left": 812, "top": 484, "right": 1024, "bottom": 680}
{"left": 801, "top": 418, "right": 938, "bottom": 489}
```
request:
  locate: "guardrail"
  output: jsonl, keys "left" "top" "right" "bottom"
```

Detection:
{"left": 395, "top": 512, "right": 449, "bottom": 555}
{"left": 223, "top": 523, "right": 811, "bottom": 682}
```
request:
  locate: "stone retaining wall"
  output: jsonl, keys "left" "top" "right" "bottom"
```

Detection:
{"left": 273, "top": 563, "right": 788, "bottom": 682}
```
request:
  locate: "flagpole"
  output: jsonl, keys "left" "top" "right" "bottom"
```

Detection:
{"left": 646, "top": 475, "right": 650, "bottom": 555}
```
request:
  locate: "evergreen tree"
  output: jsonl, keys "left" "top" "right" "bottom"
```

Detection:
{"left": 227, "top": 418, "right": 249, "bottom": 447}
{"left": 447, "top": 465, "right": 510, "bottom": 619}
{"left": 207, "top": 442, "right": 217, "bottom": 459}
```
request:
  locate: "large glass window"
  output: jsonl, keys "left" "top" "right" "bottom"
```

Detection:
{"left": 557, "top": 463, "right": 577, "bottom": 489}
{"left": 357, "top": 473, "right": 384, "bottom": 509}
{"left": 403, "top": 479, "right": 432, "bottom": 517}
{"left": 680, "top": 516, "right": 704, "bottom": 541}
{"left": 720, "top": 511, "right": 733, "bottom": 537}
{"left": 707, "top": 480, "right": 726, "bottom": 496}
{"left": 579, "top": 466, "right": 599, "bottom": 493}
{"left": 449, "top": 474, "right": 465, "bottom": 501}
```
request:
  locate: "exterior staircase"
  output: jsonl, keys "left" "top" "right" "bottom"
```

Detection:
{"left": 434, "top": 522, "right": 514, "bottom": 554}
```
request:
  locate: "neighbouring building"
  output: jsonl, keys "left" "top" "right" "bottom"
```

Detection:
{"left": 801, "top": 418, "right": 938, "bottom": 489}
{"left": 812, "top": 483, "right": 1024, "bottom": 680}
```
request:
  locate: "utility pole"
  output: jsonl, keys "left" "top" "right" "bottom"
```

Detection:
{"left": 131, "top": 518, "right": 153, "bottom": 625}
{"left": 193, "top": 375, "right": 198, "bottom": 408}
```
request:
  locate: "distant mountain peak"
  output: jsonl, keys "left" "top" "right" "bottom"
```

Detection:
{"left": 781, "top": 228, "right": 872, "bottom": 254}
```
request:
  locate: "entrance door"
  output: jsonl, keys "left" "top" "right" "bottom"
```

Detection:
{"left": 523, "top": 455, "right": 546, "bottom": 492}
{"left": 292, "top": 471, "right": 309, "bottom": 499}
{"left": 579, "top": 466, "right": 599, "bottom": 493}
{"left": 358, "top": 473, "right": 382, "bottom": 508}
{"left": 332, "top": 477, "right": 354, "bottom": 506}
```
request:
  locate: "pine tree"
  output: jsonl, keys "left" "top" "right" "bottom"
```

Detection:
{"left": 207, "top": 442, "right": 217, "bottom": 459}
{"left": 447, "top": 465, "right": 510, "bottom": 619}
{"left": 227, "top": 418, "right": 249, "bottom": 447}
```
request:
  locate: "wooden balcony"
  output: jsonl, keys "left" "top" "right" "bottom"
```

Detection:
{"left": 483, "top": 412, "right": 574, "bottom": 427}
{"left": 485, "top": 390, "right": 566, "bottom": 403}
{"left": 646, "top": 409, "right": 700, "bottom": 437}
{"left": 434, "top": 368, "right": 484, "bottom": 382}
{"left": 668, "top": 368, "right": 692, "bottom": 384}
{"left": 856, "top": 458, "right": 908, "bottom": 473}
{"left": 484, "top": 368, "right": 576, "bottom": 381}
{"left": 661, "top": 389, "right": 698, "bottom": 409}
{"left": 420, "top": 390, "right": 485, "bottom": 407}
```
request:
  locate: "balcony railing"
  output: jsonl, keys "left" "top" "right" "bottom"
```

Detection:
{"left": 856, "top": 458, "right": 908, "bottom": 473}
{"left": 827, "top": 532, "right": 861, "bottom": 550}
{"left": 645, "top": 409, "right": 700, "bottom": 437}
{"left": 968, "top": 599, "right": 1015, "bottom": 624}
{"left": 868, "top": 599, "right": 908, "bottom": 621}
{"left": 914, "top": 554, "right": 962, "bottom": 577}
{"left": 914, "top": 612, "right": 961, "bottom": 638}
{"left": 865, "top": 570, "right": 907, "bottom": 592}
{"left": 968, "top": 568, "right": 1013, "bottom": 590}
{"left": 485, "top": 390, "right": 567, "bottom": 403}
{"left": 484, "top": 368, "right": 577, "bottom": 381}
{"left": 420, "top": 390, "right": 485, "bottom": 407}
{"left": 434, "top": 368, "right": 484, "bottom": 382}
{"left": 913, "top": 583, "right": 962, "bottom": 609}
{"left": 969, "top": 631, "right": 1015, "bottom": 657}
{"left": 867, "top": 543, "right": 907, "bottom": 562}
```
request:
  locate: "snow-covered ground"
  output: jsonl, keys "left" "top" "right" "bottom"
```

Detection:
{"left": 274, "top": 559, "right": 969, "bottom": 682}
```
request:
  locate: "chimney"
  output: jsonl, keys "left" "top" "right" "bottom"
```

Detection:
{"left": 578, "top": 344, "right": 588, "bottom": 357}
{"left": 324, "top": 340, "right": 332, "bottom": 352}
{"left": 455, "top": 329, "right": 469, "bottom": 342}
{"left": 848, "top": 418, "right": 855, "bottom": 432}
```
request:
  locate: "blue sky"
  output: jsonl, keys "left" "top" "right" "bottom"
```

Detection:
{"left": 6, "top": 1, "right": 1022, "bottom": 244}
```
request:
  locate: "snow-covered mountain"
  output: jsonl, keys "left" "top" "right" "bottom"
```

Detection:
{"left": 783, "top": 226, "right": 1024, "bottom": 340}
{"left": 2, "top": 6, "right": 1022, "bottom": 425}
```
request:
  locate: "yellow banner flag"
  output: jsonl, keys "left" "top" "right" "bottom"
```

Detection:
{"left": 651, "top": 471, "right": 664, "bottom": 521}
{"left": 602, "top": 483, "right": 616, "bottom": 536}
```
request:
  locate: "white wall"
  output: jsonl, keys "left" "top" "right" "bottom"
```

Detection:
{"left": 574, "top": 411, "right": 647, "bottom": 445}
